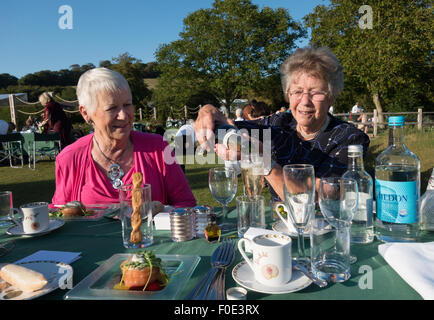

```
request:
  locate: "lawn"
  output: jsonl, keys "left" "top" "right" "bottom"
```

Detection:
{"left": 1, "top": 127, "right": 433, "bottom": 208}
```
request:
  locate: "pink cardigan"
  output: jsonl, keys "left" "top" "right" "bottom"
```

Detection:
{"left": 52, "top": 131, "right": 196, "bottom": 207}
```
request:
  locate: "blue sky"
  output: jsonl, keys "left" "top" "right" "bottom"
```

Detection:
{"left": 0, "top": 0, "right": 329, "bottom": 78}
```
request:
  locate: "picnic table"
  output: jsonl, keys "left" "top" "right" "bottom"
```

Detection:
{"left": 0, "top": 206, "right": 432, "bottom": 301}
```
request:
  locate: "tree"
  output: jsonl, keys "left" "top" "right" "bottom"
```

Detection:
{"left": 154, "top": 0, "right": 305, "bottom": 111}
{"left": 304, "top": 0, "right": 434, "bottom": 119}
{"left": 0, "top": 73, "right": 18, "bottom": 88}
{"left": 110, "top": 53, "right": 152, "bottom": 115}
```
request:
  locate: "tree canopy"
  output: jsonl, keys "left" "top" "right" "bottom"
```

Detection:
{"left": 153, "top": 0, "right": 305, "bottom": 111}
{"left": 304, "top": 0, "right": 433, "bottom": 114}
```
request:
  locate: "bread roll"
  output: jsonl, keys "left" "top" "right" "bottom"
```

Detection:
{"left": 0, "top": 264, "right": 48, "bottom": 292}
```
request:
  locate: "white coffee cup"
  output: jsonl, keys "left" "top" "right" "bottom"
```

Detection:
{"left": 9, "top": 202, "right": 49, "bottom": 234}
{"left": 238, "top": 233, "right": 292, "bottom": 287}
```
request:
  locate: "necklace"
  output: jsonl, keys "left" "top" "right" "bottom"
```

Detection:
{"left": 297, "top": 115, "right": 330, "bottom": 140}
{"left": 93, "top": 136, "right": 128, "bottom": 189}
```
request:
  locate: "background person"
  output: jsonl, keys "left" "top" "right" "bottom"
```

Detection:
{"left": 38, "top": 92, "right": 73, "bottom": 147}
{"left": 52, "top": 67, "right": 196, "bottom": 208}
{"left": 0, "top": 120, "right": 15, "bottom": 135}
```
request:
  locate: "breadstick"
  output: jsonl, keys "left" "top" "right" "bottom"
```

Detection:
{"left": 130, "top": 172, "right": 143, "bottom": 244}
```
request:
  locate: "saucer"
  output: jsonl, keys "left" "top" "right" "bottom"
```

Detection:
{"left": 272, "top": 220, "right": 310, "bottom": 238}
{"left": 6, "top": 219, "right": 65, "bottom": 237}
{"left": 232, "top": 261, "right": 312, "bottom": 294}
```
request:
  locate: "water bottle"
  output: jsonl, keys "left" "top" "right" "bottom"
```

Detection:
{"left": 342, "top": 145, "right": 374, "bottom": 244}
{"left": 375, "top": 116, "right": 420, "bottom": 242}
{"left": 420, "top": 168, "right": 434, "bottom": 231}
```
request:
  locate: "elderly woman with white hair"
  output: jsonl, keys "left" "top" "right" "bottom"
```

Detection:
{"left": 194, "top": 47, "right": 370, "bottom": 201}
{"left": 51, "top": 67, "right": 196, "bottom": 207}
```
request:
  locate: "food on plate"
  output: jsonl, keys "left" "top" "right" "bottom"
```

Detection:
{"left": 62, "top": 201, "right": 87, "bottom": 217}
{"left": 50, "top": 201, "right": 95, "bottom": 218}
{"left": 152, "top": 201, "right": 164, "bottom": 216}
{"left": 130, "top": 172, "right": 143, "bottom": 244}
{"left": 114, "top": 250, "right": 170, "bottom": 291}
{"left": 0, "top": 264, "right": 48, "bottom": 292}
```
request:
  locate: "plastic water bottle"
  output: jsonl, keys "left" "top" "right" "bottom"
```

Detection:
{"left": 420, "top": 168, "right": 434, "bottom": 231}
{"left": 342, "top": 145, "right": 374, "bottom": 244}
{"left": 375, "top": 116, "right": 420, "bottom": 242}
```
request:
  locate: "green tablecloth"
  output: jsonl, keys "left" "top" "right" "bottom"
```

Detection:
{"left": 0, "top": 207, "right": 432, "bottom": 300}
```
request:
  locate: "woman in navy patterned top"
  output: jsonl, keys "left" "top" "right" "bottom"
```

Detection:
{"left": 194, "top": 47, "right": 370, "bottom": 201}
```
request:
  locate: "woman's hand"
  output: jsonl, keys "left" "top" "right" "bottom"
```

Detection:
{"left": 194, "top": 104, "right": 235, "bottom": 151}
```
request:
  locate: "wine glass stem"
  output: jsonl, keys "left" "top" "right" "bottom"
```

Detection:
{"left": 297, "top": 231, "right": 306, "bottom": 260}
{"left": 222, "top": 205, "right": 228, "bottom": 219}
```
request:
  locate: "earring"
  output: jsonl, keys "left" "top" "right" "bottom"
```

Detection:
{"left": 88, "top": 120, "right": 94, "bottom": 126}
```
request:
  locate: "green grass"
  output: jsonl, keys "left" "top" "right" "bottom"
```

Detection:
{"left": 1, "top": 128, "right": 433, "bottom": 207}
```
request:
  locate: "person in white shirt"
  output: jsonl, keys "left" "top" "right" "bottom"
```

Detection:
{"left": 351, "top": 102, "right": 362, "bottom": 114}
{"left": 234, "top": 108, "right": 244, "bottom": 121}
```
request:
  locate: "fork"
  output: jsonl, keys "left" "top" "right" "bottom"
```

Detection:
{"left": 185, "top": 239, "right": 229, "bottom": 300}
{"left": 199, "top": 238, "right": 235, "bottom": 300}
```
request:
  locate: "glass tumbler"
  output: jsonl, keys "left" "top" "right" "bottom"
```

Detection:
{"left": 119, "top": 184, "right": 153, "bottom": 248}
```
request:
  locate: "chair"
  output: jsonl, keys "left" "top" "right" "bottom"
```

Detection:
{"left": 28, "top": 132, "right": 61, "bottom": 169}
{"left": 0, "top": 133, "right": 24, "bottom": 168}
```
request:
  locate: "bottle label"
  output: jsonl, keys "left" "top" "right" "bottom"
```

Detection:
{"left": 375, "top": 179, "right": 418, "bottom": 224}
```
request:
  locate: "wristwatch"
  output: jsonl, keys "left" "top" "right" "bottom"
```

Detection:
{"left": 263, "top": 159, "right": 276, "bottom": 176}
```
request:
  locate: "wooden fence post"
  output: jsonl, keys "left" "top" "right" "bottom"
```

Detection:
{"left": 8, "top": 94, "right": 16, "bottom": 125}
{"left": 418, "top": 108, "right": 422, "bottom": 131}
{"left": 373, "top": 109, "right": 378, "bottom": 137}
{"left": 153, "top": 106, "right": 157, "bottom": 120}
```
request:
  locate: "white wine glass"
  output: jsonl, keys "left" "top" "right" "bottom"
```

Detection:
{"left": 209, "top": 167, "right": 238, "bottom": 232}
{"left": 240, "top": 155, "right": 264, "bottom": 199}
{"left": 318, "top": 177, "right": 359, "bottom": 263}
{"left": 282, "top": 164, "right": 315, "bottom": 263}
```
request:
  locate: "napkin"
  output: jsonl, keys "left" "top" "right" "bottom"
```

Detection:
{"left": 154, "top": 212, "right": 171, "bottom": 230}
{"left": 378, "top": 242, "right": 434, "bottom": 300}
{"left": 154, "top": 206, "right": 174, "bottom": 230}
{"left": 15, "top": 250, "right": 82, "bottom": 265}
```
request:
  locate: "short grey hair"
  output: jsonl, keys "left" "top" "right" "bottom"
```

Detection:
{"left": 76, "top": 67, "right": 131, "bottom": 114}
{"left": 280, "top": 47, "right": 344, "bottom": 103}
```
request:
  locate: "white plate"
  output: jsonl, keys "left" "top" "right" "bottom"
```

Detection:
{"left": 0, "top": 261, "right": 72, "bottom": 300}
{"left": 232, "top": 261, "right": 312, "bottom": 294}
{"left": 272, "top": 220, "right": 310, "bottom": 238}
{"left": 6, "top": 219, "right": 64, "bottom": 237}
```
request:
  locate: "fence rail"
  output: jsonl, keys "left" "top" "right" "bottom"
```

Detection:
{"left": 333, "top": 109, "right": 434, "bottom": 136}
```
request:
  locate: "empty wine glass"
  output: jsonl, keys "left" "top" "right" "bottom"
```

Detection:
{"left": 282, "top": 164, "right": 315, "bottom": 263}
{"left": 209, "top": 167, "right": 238, "bottom": 232}
{"left": 319, "top": 177, "right": 359, "bottom": 264}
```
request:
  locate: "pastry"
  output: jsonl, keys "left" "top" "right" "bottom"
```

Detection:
{"left": 0, "top": 264, "right": 48, "bottom": 292}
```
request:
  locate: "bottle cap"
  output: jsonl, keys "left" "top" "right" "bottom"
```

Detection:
{"left": 388, "top": 116, "right": 405, "bottom": 126}
{"left": 226, "top": 287, "right": 247, "bottom": 300}
{"left": 348, "top": 145, "right": 363, "bottom": 153}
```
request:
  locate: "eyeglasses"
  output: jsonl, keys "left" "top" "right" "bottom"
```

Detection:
{"left": 288, "top": 90, "right": 328, "bottom": 102}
